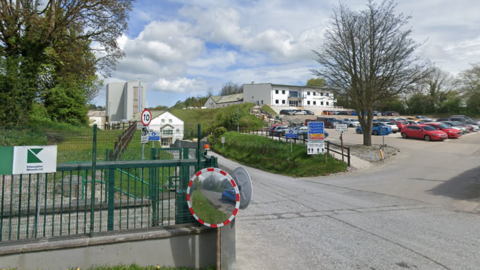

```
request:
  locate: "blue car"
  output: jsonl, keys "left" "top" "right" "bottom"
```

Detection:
{"left": 222, "top": 189, "right": 237, "bottom": 202}
{"left": 355, "top": 122, "right": 392, "bottom": 135}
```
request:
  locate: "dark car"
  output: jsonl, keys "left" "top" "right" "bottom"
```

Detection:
{"left": 279, "top": 109, "right": 295, "bottom": 115}
{"left": 270, "top": 125, "right": 289, "bottom": 136}
{"left": 222, "top": 189, "right": 236, "bottom": 202}
{"left": 384, "top": 111, "right": 400, "bottom": 116}
{"left": 316, "top": 117, "right": 337, "bottom": 128}
{"left": 305, "top": 110, "right": 315, "bottom": 115}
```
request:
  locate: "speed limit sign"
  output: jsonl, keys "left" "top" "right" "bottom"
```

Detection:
{"left": 141, "top": 109, "right": 152, "bottom": 126}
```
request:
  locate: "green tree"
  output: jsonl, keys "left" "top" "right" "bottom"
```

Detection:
{"left": 0, "top": 0, "right": 134, "bottom": 126}
{"left": 458, "top": 63, "right": 480, "bottom": 113}
{"left": 306, "top": 78, "right": 327, "bottom": 87}
{"left": 311, "top": 0, "right": 430, "bottom": 145}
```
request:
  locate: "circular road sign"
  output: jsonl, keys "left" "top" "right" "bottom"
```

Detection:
{"left": 232, "top": 167, "right": 253, "bottom": 210}
{"left": 187, "top": 168, "right": 240, "bottom": 228}
{"left": 141, "top": 109, "right": 152, "bottom": 126}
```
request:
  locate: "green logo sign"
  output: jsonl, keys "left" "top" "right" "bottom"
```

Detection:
{"left": 27, "top": 148, "right": 43, "bottom": 164}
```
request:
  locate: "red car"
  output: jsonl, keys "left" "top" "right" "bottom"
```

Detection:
{"left": 423, "top": 122, "right": 462, "bottom": 138}
{"left": 401, "top": 124, "right": 448, "bottom": 141}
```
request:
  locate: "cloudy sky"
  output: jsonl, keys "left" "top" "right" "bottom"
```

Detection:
{"left": 95, "top": 0, "right": 480, "bottom": 108}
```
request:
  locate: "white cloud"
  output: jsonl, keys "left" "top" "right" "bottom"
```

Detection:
{"left": 101, "top": 0, "right": 480, "bottom": 107}
{"left": 152, "top": 77, "right": 207, "bottom": 93}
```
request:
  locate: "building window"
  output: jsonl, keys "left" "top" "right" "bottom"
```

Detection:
{"left": 313, "top": 92, "right": 316, "bottom": 96}
{"left": 313, "top": 101, "right": 316, "bottom": 105}
{"left": 326, "top": 93, "right": 329, "bottom": 96}
{"left": 169, "top": 119, "right": 172, "bottom": 123}
{"left": 275, "top": 90, "right": 279, "bottom": 94}
{"left": 321, "top": 92, "right": 324, "bottom": 96}
{"left": 307, "top": 101, "right": 311, "bottom": 105}
{"left": 307, "top": 91, "right": 310, "bottom": 96}
{"left": 161, "top": 119, "right": 165, "bottom": 123}
{"left": 326, "top": 102, "right": 329, "bottom": 106}
{"left": 161, "top": 138, "right": 169, "bottom": 146}
{"left": 275, "top": 99, "right": 279, "bottom": 104}
{"left": 321, "top": 101, "right": 324, "bottom": 105}
{"left": 282, "top": 100, "right": 286, "bottom": 104}
{"left": 162, "top": 129, "right": 173, "bottom": 136}
{"left": 282, "top": 90, "right": 285, "bottom": 94}
{"left": 289, "top": 91, "right": 299, "bottom": 98}
{"left": 176, "top": 128, "right": 180, "bottom": 133}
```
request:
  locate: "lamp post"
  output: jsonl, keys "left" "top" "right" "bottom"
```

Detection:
{"left": 236, "top": 97, "right": 242, "bottom": 132}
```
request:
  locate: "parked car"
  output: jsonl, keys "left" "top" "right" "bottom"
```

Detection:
{"left": 268, "top": 124, "right": 283, "bottom": 135}
{"left": 423, "top": 122, "right": 462, "bottom": 138}
{"left": 381, "top": 122, "right": 399, "bottom": 133}
{"left": 355, "top": 122, "right": 392, "bottom": 135}
{"left": 304, "top": 118, "right": 317, "bottom": 126}
{"left": 270, "top": 125, "right": 289, "bottom": 136}
{"left": 415, "top": 115, "right": 433, "bottom": 121}
{"left": 384, "top": 111, "right": 400, "bottom": 116}
{"left": 293, "top": 110, "right": 307, "bottom": 115}
{"left": 440, "top": 121, "right": 470, "bottom": 133}
{"left": 279, "top": 109, "right": 295, "bottom": 115}
{"left": 305, "top": 110, "right": 315, "bottom": 115}
{"left": 443, "top": 120, "right": 474, "bottom": 132}
{"left": 344, "top": 118, "right": 360, "bottom": 127}
{"left": 221, "top": 189, "right": 237, "bottom": 202}
{"left": 316, "top": 117, "right": 337, "bottom": 128}
{"left": 401, "top": 124, "right": 448, "bottom": 141}
{"left": 389, "top": 120, "right": 409, "bottom": 131}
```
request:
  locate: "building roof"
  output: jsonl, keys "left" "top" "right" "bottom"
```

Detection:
{"left": 243, "top": 83, "right": 336, "bottom": 90}
{"left": 209, "top": 93, "right": 244, "bottom": 104}
{"left": 132, "top": 110, "right": 184, "bottom": 122}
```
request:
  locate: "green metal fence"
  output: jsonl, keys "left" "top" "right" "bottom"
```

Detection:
{"left": 0, "top": 125, "right": 217, "bottom": 243}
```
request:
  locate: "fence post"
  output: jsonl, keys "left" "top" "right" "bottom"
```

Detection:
{"left": 150, "top": 148, "right": 158, "bottom": 226}
{"left": 90, "top": 124, "right": 97, "bottom": 237}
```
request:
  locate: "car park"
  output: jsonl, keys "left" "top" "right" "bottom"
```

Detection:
{"left": 401, "top": 124, "right": 448, "bottom": 141}
{"left": 423, "top": 122, "right": 462, "bottom": 138}
{"left": 355, "top": 122, "right": 392, "bottom": 135}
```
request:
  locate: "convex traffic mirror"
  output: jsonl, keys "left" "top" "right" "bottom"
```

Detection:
{"left": 187, "top": 168, "right": 240, "bottom": 228}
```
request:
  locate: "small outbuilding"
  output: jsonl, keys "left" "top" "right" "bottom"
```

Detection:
{"left": 134, "top": 111, "right": 184, "bottom": 147}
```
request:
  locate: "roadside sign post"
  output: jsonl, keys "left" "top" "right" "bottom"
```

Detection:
{"left": 335, "top": 124, "right": 348, "bottom": 162}
{"left": 307, "top": 122, "right": 325, "bottom": 155}
{"left": 379, "top": 127, "right": 388, "bottom": 147}
{"left": 285, "top": 129, "right": 298, "bottom": 153}
{"left": 140, "top": 109, "right": 152, "bottom": 161}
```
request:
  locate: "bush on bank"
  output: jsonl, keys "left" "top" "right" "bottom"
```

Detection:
{"left": 209, "top": 131, "right": 347, "bottom": 177}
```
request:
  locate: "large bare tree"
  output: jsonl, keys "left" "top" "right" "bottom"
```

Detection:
{"left": 311, "top": 0, "right": 430, "bottom": 145}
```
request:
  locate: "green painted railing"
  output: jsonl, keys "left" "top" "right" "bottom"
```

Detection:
{"left": 0, "top": 124, "right": 217, "bottom": 243}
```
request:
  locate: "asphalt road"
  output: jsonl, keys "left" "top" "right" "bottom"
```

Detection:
{"left": 212, "top": 128, "right": 480, "bottom": 270}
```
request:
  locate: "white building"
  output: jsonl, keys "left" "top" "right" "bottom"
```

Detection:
{"left": 106, "top": 81, "right": 147, "bottom": 123}
{"left": 134, "top": 111, "right": 184, "bottom": 147}
{"left": 243, "top": 83, "right": 337, "bottom": 108}
{"left": 87, "top": 110, "right": 106, "bottom": 129}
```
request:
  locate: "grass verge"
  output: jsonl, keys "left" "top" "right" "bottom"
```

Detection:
{"left": 210, "top": 132, "right": 347, "bottom": 177}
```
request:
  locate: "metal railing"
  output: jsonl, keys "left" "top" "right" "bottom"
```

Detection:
{"left": 0, "top": 125, "right": 216, "bottom": 243}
